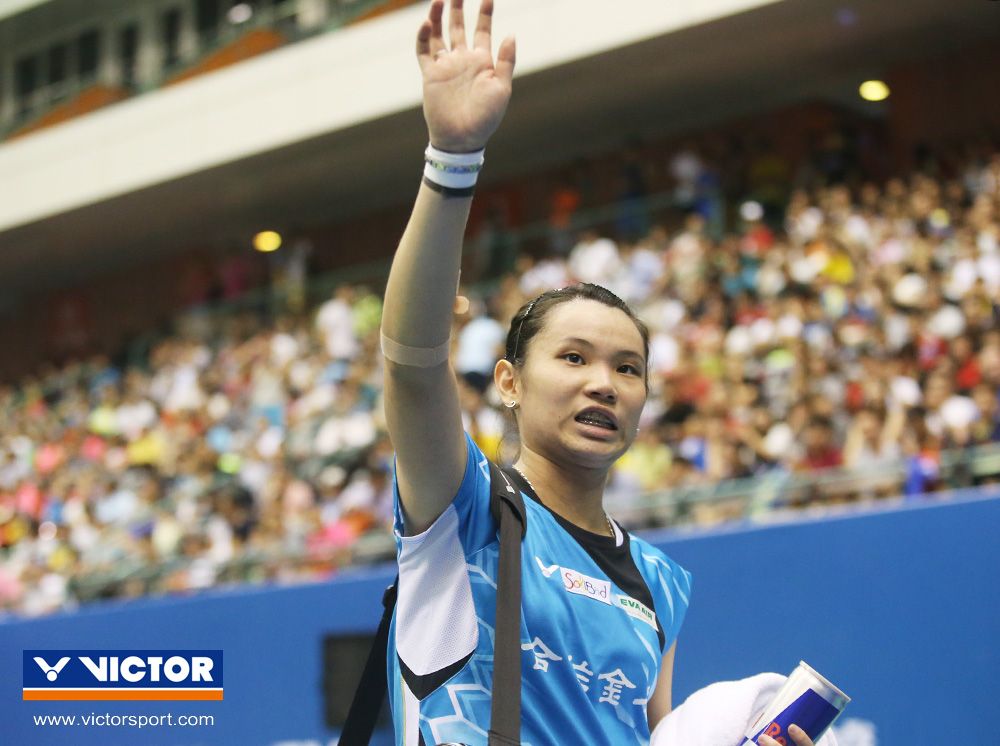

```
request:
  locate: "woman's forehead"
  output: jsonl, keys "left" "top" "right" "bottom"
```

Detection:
{"left": 534, "top": 299, "right": 645, "bottom": 354}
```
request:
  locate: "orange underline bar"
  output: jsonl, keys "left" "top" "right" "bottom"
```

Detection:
{"left": 23, "top": 690, "right": 223, "bottom": 701}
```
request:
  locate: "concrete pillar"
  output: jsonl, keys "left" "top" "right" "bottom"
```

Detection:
{"left": 0, "top": 49, "right": 14, "bottom": 130}
{"left": 178, "top": 3, "right": 199, "bottom": 64}
{"left": 137, "top": 3, "right": 166, "bottom": 89}
{"left": 99, "top": 20, "right": 121, "bottom": 88}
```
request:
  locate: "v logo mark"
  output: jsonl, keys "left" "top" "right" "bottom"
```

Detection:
{"left": 34, "top": 656, "right": 71, "bottom": 682}
{"left": 534, "top": 557, "right": 559, "bottom": 578}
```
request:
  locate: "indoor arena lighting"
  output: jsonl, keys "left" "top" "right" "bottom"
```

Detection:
{"left": 228, "top": 3, "right": 253, "bottom": 24}
{"left": 859, "top": 80, "right": 890, "bottom": 102}
{"left": 253, "top": 231, "right": 282, "bottom": 253}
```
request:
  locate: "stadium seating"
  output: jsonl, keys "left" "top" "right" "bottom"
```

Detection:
{"left": 2, "top": 139, "right": 998, "bottom": 617}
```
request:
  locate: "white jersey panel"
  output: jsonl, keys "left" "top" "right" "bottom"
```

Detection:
{"left": 395, "top": 503, "right": 479, "bottom": 676}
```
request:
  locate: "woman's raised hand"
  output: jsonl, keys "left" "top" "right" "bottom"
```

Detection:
{"left": 417, "top": 0, "right": 516, "bottom": 153}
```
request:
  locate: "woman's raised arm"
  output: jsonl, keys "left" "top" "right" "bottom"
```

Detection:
{"left": 382, "top": 0, "right": 515, "bottom": 534}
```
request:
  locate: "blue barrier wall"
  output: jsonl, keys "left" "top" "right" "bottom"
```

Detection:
{"left": 3, "top": 490, "right": 998, "bottom": 745}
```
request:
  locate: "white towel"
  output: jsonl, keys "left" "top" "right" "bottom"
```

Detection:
{"left": 650, "top": 673, "right": 840, "bottom": 746}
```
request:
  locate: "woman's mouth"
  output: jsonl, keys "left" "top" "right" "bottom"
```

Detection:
{"left": 574, "top": 408, "right": 618, "bottom": 431}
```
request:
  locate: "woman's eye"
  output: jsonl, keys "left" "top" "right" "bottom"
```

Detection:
{"left": 563, "top": 353, "right": 584, "bottom": 364}
{"left": 619, "top": 364, "right": 641, "bottom": 376}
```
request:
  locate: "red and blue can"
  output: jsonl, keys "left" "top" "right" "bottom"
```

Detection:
{"left": 740, "top": 661, "right": 850, "bottom": 745}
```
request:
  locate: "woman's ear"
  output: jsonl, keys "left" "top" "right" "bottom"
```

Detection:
{"left": 494, "top": 359, "right": 519, "bottom": 405}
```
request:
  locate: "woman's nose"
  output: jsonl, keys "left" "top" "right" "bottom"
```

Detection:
{"left": 585, "top": 366, "right": 617, "bottom": 402}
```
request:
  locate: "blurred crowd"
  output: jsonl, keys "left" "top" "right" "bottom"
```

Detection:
{"left": 2, "top": 142, "right": 1000, "bottom": 617}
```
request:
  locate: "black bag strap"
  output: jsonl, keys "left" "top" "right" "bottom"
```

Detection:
{"left": 340, "top": 462, "right": 527, "bottom": 746}
{"left": 486, "top": 462, "right": 527, "bottom": 746}
{"left": 339, "top": 580, "right": 398, "bottom": 745}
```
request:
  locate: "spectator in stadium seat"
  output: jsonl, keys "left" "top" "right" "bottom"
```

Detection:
{"left": 567, "top": 228, "right": 623, "bottom": 285}
{"left": 798, "top": 416, "right": 843, "bottom": 472}
{"left": 971, "top": 383, "right": 1000, "bottom": 443}
{"left": 454, "top": 295, "right": 506, "bottom": 393}
{"left": 315, "top": 284, "right": 360, "bottom": 364}
{"left": 546, "top": 171, "right": 581, "bottom": 255}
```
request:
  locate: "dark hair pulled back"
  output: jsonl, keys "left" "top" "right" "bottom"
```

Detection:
{"left": 504, "top": 283, "right": 650, "bottom": 385}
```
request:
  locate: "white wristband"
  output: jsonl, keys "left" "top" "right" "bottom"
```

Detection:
{"left": 425, "top": 144, "right": 485, "bottom": 167}
{"left": 424, "top": 144, "right": 485, "bottom": 190}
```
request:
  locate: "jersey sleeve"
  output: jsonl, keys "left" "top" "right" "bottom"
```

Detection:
{"left": 390, "top": 433, "right": 497, "bottom": 695}
{"left": 630, "top": 538, "right": 693, "bottom": 652}
{"left": 391, "top": 431, "right": 498, "bottom": 556}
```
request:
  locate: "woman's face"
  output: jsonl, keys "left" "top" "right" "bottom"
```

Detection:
{"left": 505, "top": 299, "right": 647, "bottom": 470}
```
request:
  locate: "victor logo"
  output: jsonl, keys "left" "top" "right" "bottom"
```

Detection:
{"left": 534, "top": 557, "right": 559, "bottom": 578}
{"left": 78, "top": 655, "right": 215, "bottom": 683}
{"left": 22, "top": 650, "right": 224, "bottom": 701}
{"left": 33, "top": 657, "right": 70, "bottom": 682}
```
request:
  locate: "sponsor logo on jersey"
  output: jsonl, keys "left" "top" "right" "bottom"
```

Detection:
{"left": 561, "top": 568, "right": 611, "bottom": 605}
{"left": 23, "top": 651, "right": 223, "bottom": 701}
{"left": 534, "top": 557, "right": 559, "bottom": 578}
{"left": 615, "top": 595, "right": 659, "bottom": 631}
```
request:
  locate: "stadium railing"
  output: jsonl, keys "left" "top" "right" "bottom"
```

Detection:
{"left": 62, "top": 442, "right": 1000, "bottom": 609}
{"left": 606, "top": 442, "right": 1000, "bottom": 528}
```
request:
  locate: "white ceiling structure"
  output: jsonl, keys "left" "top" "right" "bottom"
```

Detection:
{"left": 0, "top": 0, "right": 50, "bottom": 22}
{"left": 0, "top": 0, "right": 996, "bottom": 300}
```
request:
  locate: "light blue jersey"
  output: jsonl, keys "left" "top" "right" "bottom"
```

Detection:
{"left": 388, "top": 434, "right": 692, "bottom": 745}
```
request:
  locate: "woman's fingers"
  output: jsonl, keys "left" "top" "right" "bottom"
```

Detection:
{"left": 789, "top": 724, "right": 815, "bottom": 746}
{"left": 420, "top": 0, "right": 515, "bottom": 82}
{"left": 448, "top": 0, "right": 468, "bottom": 50}
{"left": 473, "top": 0, "right": 494, "bottom": 52}
{"left": 759, "top": 725, "right": 816, "bottom": 746}
{"left": 430, "top": 0, "right": 446, "bottom": 50}
{"left": 495, "top": 35, "right": 516, "bottom": 84}
{"left": 416, "top": 20, "right": 432, "bottom": 66}
{"left": 417, "top": 0, "right": 446, "bottom": 71}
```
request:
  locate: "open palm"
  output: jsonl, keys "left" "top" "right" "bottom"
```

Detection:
{"left": 417, "top": 0, "right": 516, "bottom": 153}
